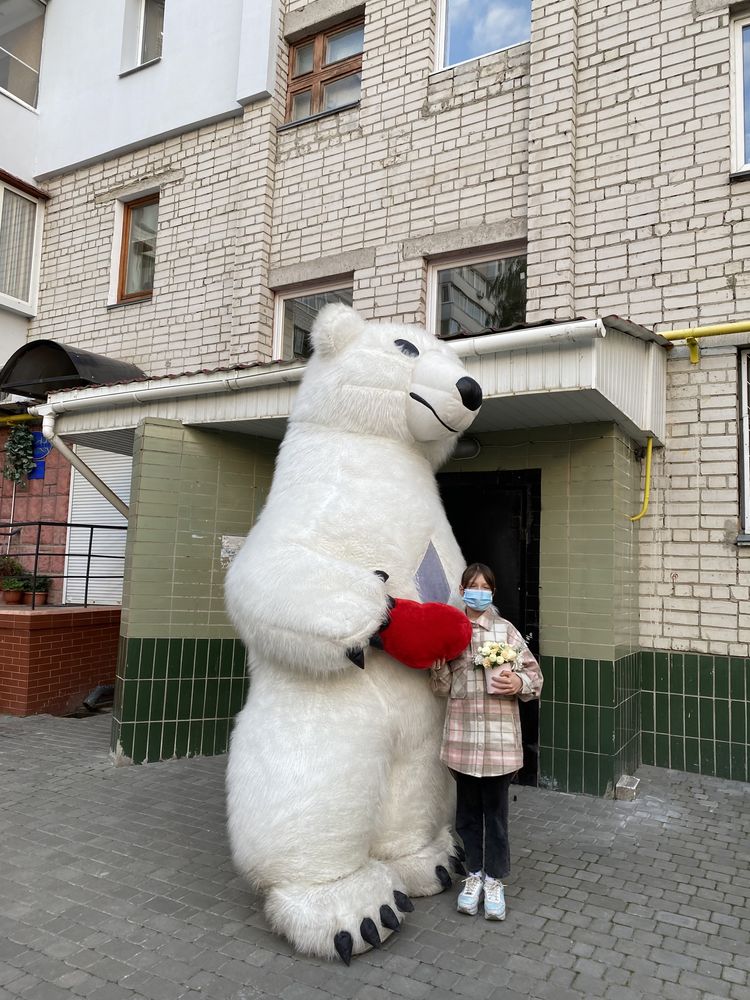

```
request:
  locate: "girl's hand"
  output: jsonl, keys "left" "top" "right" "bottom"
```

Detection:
{"left": 490, "top": 667, "right": 523, "bottom": 696}
{"left": 432, "top": 658, "right": 448, "bottom": 672}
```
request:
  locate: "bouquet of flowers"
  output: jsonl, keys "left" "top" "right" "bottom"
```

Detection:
{"left": 474, "top": 641, "right": 523, "bottom": 694}
{"left": 474, "top": 641, "right": 521, "bottom": 669}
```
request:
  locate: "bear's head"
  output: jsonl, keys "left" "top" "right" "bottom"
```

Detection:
{"left": 290, "top": 304, "right": 482, "bottom": 467}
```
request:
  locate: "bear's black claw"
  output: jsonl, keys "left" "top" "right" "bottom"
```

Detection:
{"left": 360, "top": 917, "right": 381, "bottom": 948}
{"left": 450, "top": 855, "right": 467, "bottom": 876}
{"left": 453, "top": 843, "right": 466, "bottom": 862}
{"left": 374, "top": 570, "right": 390, "bottom": 582}
{"left": 369, "top": 633, "right": 384, "bottom": 650}
{"left": 346, "top": 647, "right": 365, "bottom": 669}
{"left": 436, "top": 865, "right": 452, "bottom": 890}
{"left": 380, "top": 904, "right": 400, "bottom": 931}
{"left": 334, "top": 930, "right": 353, "bottom": 965}
{"left": 393, "top": 890, "right": 414, "bottom": 913}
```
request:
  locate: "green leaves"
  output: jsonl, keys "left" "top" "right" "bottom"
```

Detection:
{"left": 2, "top": 424, "right": 36, "bottom": 487}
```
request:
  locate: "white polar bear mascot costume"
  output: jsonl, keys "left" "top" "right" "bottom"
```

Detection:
{"left": 225, "top": 304, "right": 483, "bottom": 963}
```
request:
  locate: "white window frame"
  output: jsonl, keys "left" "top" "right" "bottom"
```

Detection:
{"left": 138, "top": 0, "right": 164, "bottom": 66}
{"left": 435, "top": 0, "right": 530, "bottom": 72}
{"left": 740, "top": 350, "right": 750, "bottom": 533}
{"left": 120, "top": 0, "right": 162, "bottom": 73}
{"left": 0, "top": 0, "right": 46, "bottom": 110}
{"left": 731, "top": 14, "right": 750, "bottom": 173}
{"left": 272, "top": 279, "right": 354, "bottom": 360}
{"left": 425, "top": 245, "right": 526, "bottom": 338}
{"left": 0, "top": 180, "right": 44, "bottom": 317}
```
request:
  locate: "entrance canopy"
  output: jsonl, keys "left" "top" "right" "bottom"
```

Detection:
{"left": 0, "top": 340, "right": 146, "bottom": 401}
{"left": 30, "top": 317, "right": 670, "bottom": 452}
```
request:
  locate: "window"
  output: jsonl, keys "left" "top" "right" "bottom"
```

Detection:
{"left": 437, "top": 0, "right": 530, "bottom": 70}
{"left": 732, "top": 15, "right": 750, "bottom": 173}
{"left": 0, "top": 179, "right": 43, "bottom": 314}
{"left": 273, "top": 284, "right": 354, "bottom": 359}
{"left": 139, "top": 0, "right": 164, "bottom": 64}
{"left": 0, "top": 0, "right": 46, "bottom": 107}
{"left": 286, "top": 18, "right": 364, "bottom": 123}
{"left": 427, "top": 251, "right": 526, "bottom": 338}
{"left": 118, "top": 194, "right": 158, "bottom": 302}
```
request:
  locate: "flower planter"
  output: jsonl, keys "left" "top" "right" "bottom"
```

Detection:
{"left": 2, "top": 591, "right": 23, "bottom": 605}
{"left": 22, "top": 592, "right": 48, "bottom": 606}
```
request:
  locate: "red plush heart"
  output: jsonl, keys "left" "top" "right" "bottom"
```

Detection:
{"left": 377, "top": 598, "right": 472, "bottom": 670}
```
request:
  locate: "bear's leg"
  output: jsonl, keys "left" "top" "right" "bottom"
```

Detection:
{"left": 371, "top": 742, "right": 462, "bottom": 898}
{"left": 227, "top": 700, "right": 410, "bottom": 963}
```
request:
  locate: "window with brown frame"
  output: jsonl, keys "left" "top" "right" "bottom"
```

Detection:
{"left": 286, "top": 18, "right": 364, "bottom": 123}
{"left": 118, "top": 194, "right": 159, "bottom": 302}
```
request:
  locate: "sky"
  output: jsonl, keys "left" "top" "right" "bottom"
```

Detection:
{"left": 445, "top": 0, "right": 531, "bottom": 66}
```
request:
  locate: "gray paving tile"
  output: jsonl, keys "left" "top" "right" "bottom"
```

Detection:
{"left": 1, "top": 713, "right": 749, "bottom": 999}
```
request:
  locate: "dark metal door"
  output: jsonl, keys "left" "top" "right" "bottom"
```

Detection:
{"left": 437, "top": 469, "right": 541, "bottom": 785}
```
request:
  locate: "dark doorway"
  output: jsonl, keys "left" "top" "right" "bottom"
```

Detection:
{"left": 437, "top": 469, "right": 541, "bottom": 785}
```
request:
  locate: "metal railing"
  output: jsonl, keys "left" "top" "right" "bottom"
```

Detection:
{"left": 0, "top": 520, "right": 127, "bottom": 609}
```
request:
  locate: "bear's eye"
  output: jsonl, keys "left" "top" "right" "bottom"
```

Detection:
{"left": 395, "top": 339, "right": 419, "bottom": 358}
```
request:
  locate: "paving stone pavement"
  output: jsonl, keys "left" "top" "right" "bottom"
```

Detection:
{"left": 0, "top": 713, "right": 749, "bottom": 1000}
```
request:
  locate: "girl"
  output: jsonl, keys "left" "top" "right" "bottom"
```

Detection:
{"left": 431, "top": 562, "right": 543, "bottom": 919}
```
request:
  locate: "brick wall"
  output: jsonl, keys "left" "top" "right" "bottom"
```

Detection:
{"left": 0, "top": 606, "right": 120, "bottom": 716}
{"left": 639, "top": 345, "right": 750, "bottom": 656}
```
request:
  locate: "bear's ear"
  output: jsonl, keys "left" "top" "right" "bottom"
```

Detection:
{"left": 310, "top": 303, "right": 365, "bottom": 358}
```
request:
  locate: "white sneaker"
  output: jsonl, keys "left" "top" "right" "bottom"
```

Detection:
{"left": 483, "top": 876, "right": 506, "bottom": 920}
{"left": 456, "top": 872, "right": 483, "bottom": 915}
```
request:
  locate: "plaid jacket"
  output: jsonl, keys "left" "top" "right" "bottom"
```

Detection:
{"left": 439, "top": 611, "right": 543, "bottom": 777}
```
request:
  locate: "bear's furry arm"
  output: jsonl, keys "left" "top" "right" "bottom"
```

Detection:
{"left": 225, "top": 540, "right": 389, "bottom": 677}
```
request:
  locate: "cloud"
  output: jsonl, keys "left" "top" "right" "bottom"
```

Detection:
{"left": 445, "top": 0, "right": 531, "bottom": 65}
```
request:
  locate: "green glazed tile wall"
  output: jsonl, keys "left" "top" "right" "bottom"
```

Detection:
{"left": 641, "top": 650, "right": 749, "bottom": 783}
{"left": 112, "top": 636, "right": 248, "bottom": 764}
{"left": 538, "top": 654, "right": 639, "bottom": 797}
{"left": 122, "top": 418, "right": 277, "bottom": 640}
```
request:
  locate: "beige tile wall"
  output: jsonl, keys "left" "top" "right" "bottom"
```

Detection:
{"left": 122, "top": 418, "right": 277, "bottom": 640}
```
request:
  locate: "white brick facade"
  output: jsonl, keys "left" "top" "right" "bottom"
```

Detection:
{"left": 26, "top": 0, "right": 750, "bottom": 653}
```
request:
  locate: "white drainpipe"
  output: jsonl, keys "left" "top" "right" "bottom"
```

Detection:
{"left": 448, "top": 319, "right": 606, "bottom": 357}
{"left": 41, "top": 413, "right": 130, "bottom": 519}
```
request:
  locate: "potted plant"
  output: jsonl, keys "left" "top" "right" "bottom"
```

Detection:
{"left": 1, "top": 576, "right": 27, "bottom": 605}
{"left": 22, "top": 575, "right": 51, "bottom": 606}
{"left": 0, "top": 556, "right": 26, "bottom": 580}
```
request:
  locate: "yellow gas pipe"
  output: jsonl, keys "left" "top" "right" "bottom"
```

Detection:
{"left": 629, "top": 437, "right": 653, "bottom": 522}
{"left": 629, "top": 320, "right": 750, "bottom": 519}
{"left": 0, "top": 414, "right": 37, "bottom": 426}
{"left": 661, "top": 320, "right": 750, "bottom": 364}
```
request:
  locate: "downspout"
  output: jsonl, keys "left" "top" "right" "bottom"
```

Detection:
{"left": 41, "top": 413, "right": 129, "bottom": 519}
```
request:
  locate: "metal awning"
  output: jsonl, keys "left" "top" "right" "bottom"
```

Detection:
{"left": 30, "top": 317, "right": 670, "bottom": 453}
{"left": 0, "top": 340, "right": 146, "bottom": 401}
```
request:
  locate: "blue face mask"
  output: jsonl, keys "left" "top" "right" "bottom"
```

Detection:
{"left": 463, "top": 588, "right": 493, "bottom": 612}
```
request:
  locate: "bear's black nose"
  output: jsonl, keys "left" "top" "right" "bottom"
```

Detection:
{"left": 456, "top": 376, "right": 482, "bottom": 412}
